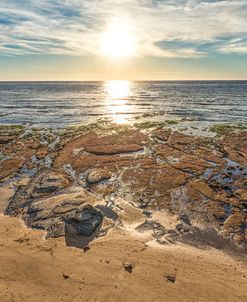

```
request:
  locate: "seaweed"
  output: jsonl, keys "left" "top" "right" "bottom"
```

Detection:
{"left": 209, "top": 123, "right": 247, "bottom": 137}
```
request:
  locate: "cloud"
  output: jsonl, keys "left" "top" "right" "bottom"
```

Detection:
{"left": 0, "top": 0, "right": 247, "bottom": 58}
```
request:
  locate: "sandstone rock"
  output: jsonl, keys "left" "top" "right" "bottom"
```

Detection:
{"left": 54, "top": 130, "right": 148, "bottom": 169}
{"left": 116, "top": 198, "right": 145, "bottom": 228}
{"left": 223, "top": 212, "right": 245, "bottom": 235}
{"left": 34, "top": 171, "right": 70, "bottom": 195}
{"left": 234, "top": 189, "right": 247, "bottom": 201}
{"left": 0, "top": 135, "right": 17, "bottom": 144}
{"left": 85, "top": 144, "right": 143, "bottom": 155}
{"left": 189, "top": 179, "right": 217, "bottom": 200}
{"left": 152, "top": 129, "right": 172, "bottom": 141}
{"left": 168, "top": 131, "right": 204, "bottom": 152}
{"left": 206, "top": 200, "right": 226, "bottom": 221}
{"left": 122, "top": 162, "right": 190, "bottom": 209}
{"left": 136, "top": 220, "right": 166, "bottom": 238}
{"left": 86, "top": 169, "right": 111, "bottom": 185}
{"left": 1, "top": 125, "right": 246, "bottom": 250}
{"left": 0, "top": 158, "right": 23, "bottom": 180}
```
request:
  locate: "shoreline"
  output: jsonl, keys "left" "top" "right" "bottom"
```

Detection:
{"left": 0, "top": 120, "right": 246, "bottom": 301}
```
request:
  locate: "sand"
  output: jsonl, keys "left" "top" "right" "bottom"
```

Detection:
{"left": 0, "top": 214, "right": 246, "bottom": 302}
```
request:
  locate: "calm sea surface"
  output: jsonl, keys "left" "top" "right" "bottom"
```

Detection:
{"left": 0, "top": 81, "right": 246, "bottom": 127}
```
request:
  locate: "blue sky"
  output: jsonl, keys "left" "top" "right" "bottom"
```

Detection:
{"left": 0, "top": 0, "right": 247, "bottom": 80}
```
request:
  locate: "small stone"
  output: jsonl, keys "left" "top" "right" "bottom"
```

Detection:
{"left": 165, "top": 275, "right": 176, "bottom": 283}
{"left": 179, "top": 214, "right": 191, "bottom": 225}
{"left": 62, "top": 273, "right": 70, "bottom": 280}
{"left": 176, "top": 223, "right": 184, "bottom": 232}
{"left": 123, "top": 262, "right": 133, "bottom": 273}
{"left": 143, "top": 210, "right": 152, "bottom": 218}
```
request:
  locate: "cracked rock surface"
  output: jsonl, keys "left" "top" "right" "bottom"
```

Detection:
{"left": 0, "top": 123, "right": 246, "bottom": 252}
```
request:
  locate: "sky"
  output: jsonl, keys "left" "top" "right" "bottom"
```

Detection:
{"left": 0, "top": 0, "right": 247, "bottom": 80}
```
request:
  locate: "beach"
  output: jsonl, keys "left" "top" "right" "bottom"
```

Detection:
{"left": 1, "top": 0, "right": 247, "bottom": 300}
{"left": 0, "top": 121, "right": 246, "bottom": 301}
{"left": 0, "top": 214, "right": 246, "bottom": 302}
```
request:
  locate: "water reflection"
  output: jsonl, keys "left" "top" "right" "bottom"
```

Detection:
{"left": 105, "top": 80, "right": 132, "bottom": 124}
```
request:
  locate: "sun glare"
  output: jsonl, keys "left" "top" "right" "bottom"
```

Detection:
{"left": 105, "top": 80, "right": 132, "bottom": 123}
{"left": 101, "top": 18, "right": 136, "bottom": 58}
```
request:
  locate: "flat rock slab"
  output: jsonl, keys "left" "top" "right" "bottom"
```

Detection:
{"left": 1, "top": 125, "right": 246, "bottom": 250}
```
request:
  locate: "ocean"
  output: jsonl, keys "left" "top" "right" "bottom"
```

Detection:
{"left": 0, "top": 81, "right": 246, "bottom": 127}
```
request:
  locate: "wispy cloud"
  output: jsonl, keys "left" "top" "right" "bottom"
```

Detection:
{"left": 0, "top": 0, "right": 247, "bottom": 58}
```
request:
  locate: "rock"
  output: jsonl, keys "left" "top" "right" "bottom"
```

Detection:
{"left": 179, "top": 214, "right": 191, "bottom": 225}
{"left": 122, "top": 162, "right": 190, "bottom": 210}
{"left": 36, "top": 147, "right": 49, "bottom": 160}
{"left": 136, "top": 221, "right": 155, "bottom": 232}
{"left": 0, "top": 158, "right": 24, "bottom": 180}
{"left": 0, "top": 183, "right": 16, "bottom": 213}
{"left": 95, "top": 205, "right": 118, "bottom": 221}
{"left": 65, "top": 205, "right": 103, "bottom": 237}
{"left": 136, "top": 220, "right": 166, "bottom": 238}
{"left": 63, "top": 204, "right": 105, "bottom": 249}
{"left": 85, "top": 144, "right": 143, "bottom": 155}
{"left": 1, "top": 125, "right": 247, "bottom": 250}
{"left": 54, "top": 130, "right": 148, "bottom": 169}
{"left": 0, "top": 135, "right": 17, "bottom": 144}
{"left": 176, "top": 223, "right": 184, "bottom": 232}
{"left": 86, "top": 169, "right": 111, "bottom": 185}
{"left": 116, "top": 198, "right": 145, "bottom": 228}
{"left": 234, "top": 189, "right": 247, "bottom": 201}
{"left": 165, "top": 275, "right": 176, "bottom": 283}
{"left": 152, "top": 129, "right": 171, "bottom": 142}
{"left": 34, "top": 171, "right": 70, "bottom": 195}
{"left": 62, "top": 273, "right": 70, "bottom": 280}
{"left": 123, "top": 262, "right": 133, "bottom": 273}
{"left": 206, "top": 200, "right": 226, "bottom": 221}
{"left": 143, "top": 210, "right": 152, "bottom": 218}
{"left": 189, "top": 180, "right": 217, "bottom": 200}
{"left": 223, "top": 212, "right": 245, "bottom": 235}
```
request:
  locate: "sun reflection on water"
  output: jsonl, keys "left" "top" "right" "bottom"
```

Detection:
{"left": 105, "top": 80, "right": 132, "bottom": 124}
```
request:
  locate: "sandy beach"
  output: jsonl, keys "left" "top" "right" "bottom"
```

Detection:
{"left": 0, "top": 121, "right": 246, "bottom": 301}
{"left": 0, "top": 214, "right": 247, "bottom": 302}
{"left": 1, "top": 0, "right": 247, "bottom": 300}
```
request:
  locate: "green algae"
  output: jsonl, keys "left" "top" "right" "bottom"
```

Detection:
{"left": 209, "top": 123, "right": 247, "bottom": 137}
{"left": 134, "top": 120, "right": 178, "bottom": 130}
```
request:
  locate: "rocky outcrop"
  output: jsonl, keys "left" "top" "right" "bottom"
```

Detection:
{"left": 1, "top": 124, "right": 246, "bottom": 251}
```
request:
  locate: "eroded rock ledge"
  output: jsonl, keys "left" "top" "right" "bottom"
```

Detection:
{"left": 0, "top": 122, "right": 246, "bottom": 252}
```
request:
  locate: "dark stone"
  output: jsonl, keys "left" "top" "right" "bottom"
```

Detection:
{"left": 179, "top": 213, "right": 191, "bottom": 225}
{"left": 136, "top": 221, "right": 155, "bottom": 232}
{"left": 176, "top": 223, "right": 184, "bottom": 232}
{"left": 65, "top": 205, "right": 103, "bottom": 237}
{"left": 153, "top": 226, "right": 166, "bottom": 238}
{"left": 136, "top": 220, "right": 166, "bottom": 238}
{"left": 35, "top": 185, "right": 59, "bottom": 194}
{"left": 62, "top": 274, "right": 70, "bottom": 280}
{"left": 64, "top": 205, "right": 104, "bottom": 249}
{"left": 165, "top": 275, "right": 176, "bottom": 283}
{"left": 123, "top": 262, "right": 133, "bottom": 273}
{"left": 143, "top": 210, "right": 152, "bottom": 218}
{"left": 96, "top": 205, "right": 118, "bottom": 221}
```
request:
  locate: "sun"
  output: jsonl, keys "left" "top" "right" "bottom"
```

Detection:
{"left": 100, "top": 18, "right": 136, "bottom": 58}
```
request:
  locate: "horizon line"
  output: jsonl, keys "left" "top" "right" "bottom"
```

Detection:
{"left": 1, "top": 79, "right": 247, "bottom": 83}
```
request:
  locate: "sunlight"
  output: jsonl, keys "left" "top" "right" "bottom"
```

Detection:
{"left": 105, "top": 80, "right": 132, "bottom": 124}
{"left": 101, "top": 18, "right": 136, "bottom": 58}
